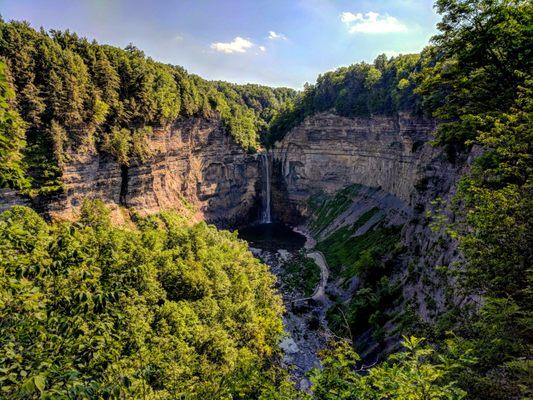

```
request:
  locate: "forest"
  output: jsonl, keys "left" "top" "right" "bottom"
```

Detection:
{"left": 0, "top": 202, "right": 288, "bottom": 398}
{"left": 0, "top": 0, "right": 531, "bottom": 399}
{"left": 0, "top": 19, "right": 296, "bottom": 194}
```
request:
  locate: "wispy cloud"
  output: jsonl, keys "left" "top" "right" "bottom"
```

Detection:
{"left": 210, "top": 36, "right": 253, "bottom": 53}
{"left": 268, "top": 31, "right": 287, "bottom": 40}
{"left": 341, "top": 11, "right": 408, "bottom": 34}
{"left": 259, "top": 46, "right": 266, "bottom": 52}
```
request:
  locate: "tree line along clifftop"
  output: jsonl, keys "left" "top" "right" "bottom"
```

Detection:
{"left": 0, "top": 19, "right": 296, "bottom": 194}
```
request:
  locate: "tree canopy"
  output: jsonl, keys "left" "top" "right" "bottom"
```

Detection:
{"left": 0, "top": 202, "right": 291, "bottom": 399}
{"left": 0, "top": 0, "right": 531, "bottom": 398}
{"left": 267, "top": 53, "right": 424, "bottom": 145}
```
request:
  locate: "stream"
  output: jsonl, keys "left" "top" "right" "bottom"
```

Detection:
{"left": 238, "top": 223, "right": 334, "bottom": 390}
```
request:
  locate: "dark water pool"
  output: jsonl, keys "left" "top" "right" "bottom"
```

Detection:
{"left": 238, "top": 223, "right": 306, "bottom": 251}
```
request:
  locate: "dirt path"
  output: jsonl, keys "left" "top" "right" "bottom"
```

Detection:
{"left": 292, "top": 227, "right": 330, "bottom": 304}
{"left": 307, "top": 251, "right": 329, "bottom": 302}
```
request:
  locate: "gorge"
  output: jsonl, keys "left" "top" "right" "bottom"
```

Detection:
{"left": 1, "top": 107, "right": 468, "bottom": 385}
{"left": 0, "top": 3, "right": 530, "bottom": 397}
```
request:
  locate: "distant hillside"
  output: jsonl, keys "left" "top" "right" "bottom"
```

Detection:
{"left": 267, "top": 53, "right": 424, "bottom": 145}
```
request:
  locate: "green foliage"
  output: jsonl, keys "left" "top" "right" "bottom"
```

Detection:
{"left": 301, "top": 2, "right": 532, "bottom": 397}
{"left": 0, "top": 202, "right": 288, "bottom": 399}
{"left": 449, "top": 298, "right": 532, "bottom": 400}
{"left": 267, "top": 54, "right": 423, "bottom": 145}
{"left": 100, "top": 126, "right": 152, "bottom": 165}
{"left": 455, "top": 85, "right": 532, "bottom": 301}
{"left": 308, "top": 185, "right": 362, "bottom": 235}
{"left": 49, "top": 119, "right": 68, "bottom": 166}
{"left": 101, "top": 127, "right": 131, "bottom": 164}
{"left": 413, "top": 1, "right": 533, "bottom": 398}
{"left": 417, "top": 0, "right": 532, "bottom": 146}
{"left": 212, "top": 81, "right": 297, "bottom": 148}
{"left": 281, "top": 251, "right": 321, "bottom": 297}
{"left": 327, "top": 273, "right": 398, "bottom": 342}
{"left": 323, "top": 230, "right": 401, "bottom": 341}
{"left": 310, "top": 336, "right": 469, "bottom": 400}
{"left": 314, "top": 203, "right": 402, "bottom": 342}
{"left": 316, "top": 210, "right": 399, "bottom": 278}
{"left": 0, "top": 61, "right": 29, "bottom": 189}
{"left": 443, "top": 81, "right": 533, "bottom": 399}
{"left": 222, "top": 105, "right": 259, "bottom": 151}
{"left": 0, "top": 1, "right": 531, "bottom": 398}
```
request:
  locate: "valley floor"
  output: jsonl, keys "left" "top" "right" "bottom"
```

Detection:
{"left": 248, "top": 225, "right": 336, "bottom": 390}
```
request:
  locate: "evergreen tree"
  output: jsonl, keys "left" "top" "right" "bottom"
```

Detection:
{"left": 0, "top": 61, "right": 29, "bottom": 189}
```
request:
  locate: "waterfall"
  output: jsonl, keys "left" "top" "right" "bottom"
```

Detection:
{"left": 260, "top": 152, "right": 272, "bottom": 223}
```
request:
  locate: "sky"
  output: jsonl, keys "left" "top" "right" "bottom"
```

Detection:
{"left": 0, "top": 0, "right": 441, "bottom": 89}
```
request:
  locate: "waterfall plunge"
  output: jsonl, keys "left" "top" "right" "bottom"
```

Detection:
{"left": 260, "top": 152, "right": 272, "bottom": 224}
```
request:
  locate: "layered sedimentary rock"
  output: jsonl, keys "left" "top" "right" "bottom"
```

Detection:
{"left": 0, "top": 189, "right": 32, "bottom": 214}
{"left": 271, "top": 112, "right": 436, "bottom": 221}
{"left": 40, "top": 117, "right": 261, "bottom": 226}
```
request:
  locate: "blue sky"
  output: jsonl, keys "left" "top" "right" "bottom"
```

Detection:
{"left": 1, "top": 0, "right": 441, "bottom": 89}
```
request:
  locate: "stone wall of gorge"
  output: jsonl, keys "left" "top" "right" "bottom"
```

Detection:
{"left": 272, "top": 111, "right": 477, "bottom": 336}
{"left": 4, "top": 117, "right": 262, "bottom": 227}
{"left": 271, "top": 112, "right": 437, "bottom": 222}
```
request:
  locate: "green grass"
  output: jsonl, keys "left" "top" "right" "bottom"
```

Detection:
{"left": 308, "top": 184, "right": 364, "bottom": 235}
{"left": 316, "top": 207, "right": 395, "bottom": 277}
{"left": 281, "top": 251, "right": 321, "bottom": 296}
{"left": 315, "top": 205, "right": 404, "bottom": 342}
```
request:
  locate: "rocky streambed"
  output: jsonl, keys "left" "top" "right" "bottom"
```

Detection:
{"left": 239, "top": 223, "right": 335, "bottom": 390}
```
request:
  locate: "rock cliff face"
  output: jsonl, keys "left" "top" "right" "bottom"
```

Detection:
{"left": 1, "top": 108, "right": 474, "bottom": 352}
{"left": 272, "top": 111, "right": 474, "bottom": 330}
{"left": 38, "top": 117, "right": 261, "bottom": 226}
{"left": 271, "top": 112, "right": 436, "bottom": 222}
{"left": 0, "top": 189, "right": 32, "bottom": 214}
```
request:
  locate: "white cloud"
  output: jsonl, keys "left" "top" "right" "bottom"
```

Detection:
{"left": 259, "top": 46, "right": 266, "bottom": 52}
{"left": 340, "top": 12, "right": 362, "bottom": 23}
{"left": 210, "top": 36, "right": 254, "bottom": 53}
{"left": 268, "top": 31, "right": 287, "bottom": 40}
{"left": 174, "top": 35, "right": 184, "bottom": 42}
{"left": 341, "top": 11, "right": 408, "bottom": 34}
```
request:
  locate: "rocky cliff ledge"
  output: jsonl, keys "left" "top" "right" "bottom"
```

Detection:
{"left": 271, "top": 112, "right": 436, "bottom": 222}
{"left": 30, "top": 117, "right": 261, "bottom": 226}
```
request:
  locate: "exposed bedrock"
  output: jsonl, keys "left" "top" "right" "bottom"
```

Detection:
{"left": 271, "top": 112, "right": 437, "bottom": 221}
{"left": 0, "top": 109, "right": 477, "bottom": 343}
{"left": 39, "top": 117, "right": 262, "bottom": 227}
